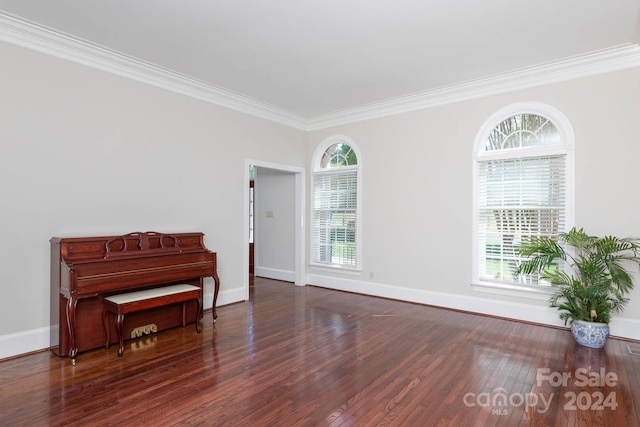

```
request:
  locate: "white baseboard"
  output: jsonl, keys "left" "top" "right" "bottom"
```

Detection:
{"left": 210, "top": 287, "right": 246, "bottom": 308}
{"left": 255, "top": 266, "right": 295, "bottom": 283}
{"left": 306, "top": 273, "right": 640, "bottom": 341}
{"left": 0, "top": 326, "right": 50, "bottom": 360}
{"left": 609, "top": 317, "right": 640, "bottom": 341}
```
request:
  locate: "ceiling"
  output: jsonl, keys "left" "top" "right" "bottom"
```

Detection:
{"left": 0, "top": 0, "right": 639, "bottom": 120}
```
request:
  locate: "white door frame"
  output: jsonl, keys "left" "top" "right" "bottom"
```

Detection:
{"left": 243, "top": 159, "right": 306, "bottom": 300}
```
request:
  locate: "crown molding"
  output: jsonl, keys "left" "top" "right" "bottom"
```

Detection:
{"left": 307, "top": 43, "right": 640, "bottom": 130}
{"left": 1, "top": 12, "right": 639, "bottom": 132}
{"left": 0, "top": 12, "right": 308, "bottom": 130}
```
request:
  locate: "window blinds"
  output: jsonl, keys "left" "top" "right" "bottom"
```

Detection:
{"left": 478, "top": 154, "right": 566, "bottom": 284}
{"left": 312, "top": 168, "right": 358, "bottom": 266}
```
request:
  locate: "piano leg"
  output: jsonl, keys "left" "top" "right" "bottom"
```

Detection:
{"left": 211, "top": 272, "right": 220, "bottom": 323}
{"left": 66, "top": 296, "right": 79, "bottom": 365}
{"left": 181, "top": 302, "right": 186, "bottom": 327}
{"left": 102, "top": 309, "right": 111, "bottom": 349}
{"left": 115, "top": 313, "right": 125, "bottom": 357}
{"left": 196, "top": 296, "right": 202, "bottom": 333}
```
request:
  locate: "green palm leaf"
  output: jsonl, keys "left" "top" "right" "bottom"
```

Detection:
{"left": 517, "top": 227, "right": 640, "bottom": 324}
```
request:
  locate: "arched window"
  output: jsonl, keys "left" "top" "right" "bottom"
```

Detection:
{"left": 473, "top": 103, "right": 574, "bottom": 290}
{"left": 312, "top": 136, "right": 361, "bottom": 269}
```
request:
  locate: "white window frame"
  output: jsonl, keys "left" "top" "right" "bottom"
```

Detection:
{"left": 471, "top": 102, "right": 575, "bottom": 299}
{"left": 311, "top": 135, "right": 362, "bottom": 270}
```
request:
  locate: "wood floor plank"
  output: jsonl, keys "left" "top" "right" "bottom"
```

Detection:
{"left": 1, "top": 277, "right": 639, "bottom": 426}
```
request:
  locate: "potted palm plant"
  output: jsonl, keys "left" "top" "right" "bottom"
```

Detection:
{"left": 517, "top": 227, "right": 640, "bottom": 348}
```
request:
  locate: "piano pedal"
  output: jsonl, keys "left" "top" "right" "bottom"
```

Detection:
{"left": 131, "top": 323, "right": 158, "bottom": 339}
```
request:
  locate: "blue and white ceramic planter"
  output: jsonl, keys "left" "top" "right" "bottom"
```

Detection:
{"left": 571, "top": 320, "right": 609, "bottom": 349}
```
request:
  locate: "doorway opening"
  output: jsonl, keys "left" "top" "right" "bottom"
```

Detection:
{"left": 244, "top": 160, "right": 305, "bottom": 302}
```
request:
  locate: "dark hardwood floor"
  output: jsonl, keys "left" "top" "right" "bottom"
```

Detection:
{"left": 1, "top": 277, "right": 639, "bottom": 426}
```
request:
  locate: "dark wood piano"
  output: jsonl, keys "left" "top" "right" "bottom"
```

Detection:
{"left": 50, "top": 231, "right": 219, "bottom": 361}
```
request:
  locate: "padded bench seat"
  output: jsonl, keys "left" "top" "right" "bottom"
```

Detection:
{"left": 102, "top": 284, "right": 202, "bottom": 357}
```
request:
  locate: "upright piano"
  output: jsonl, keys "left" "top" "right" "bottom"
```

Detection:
{"left": 50, "top": 231, "right": 219, "bottom": 359}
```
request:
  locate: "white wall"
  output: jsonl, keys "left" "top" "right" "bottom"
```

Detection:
{"left": 254, "top": 168, "right": 296, "bottom": 282}
{"left": 306, "top": 66, "right": 640, "bottom": 340}
{"left": 0, "top": 40, "right": 306, "bottom": 358}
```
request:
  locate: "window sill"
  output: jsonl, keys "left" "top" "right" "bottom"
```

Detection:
{"left": 471, "top": 280, "right": 556, "bottom": 301}
{"left": 310, "top": 263, "right": 362, "bottom": 275}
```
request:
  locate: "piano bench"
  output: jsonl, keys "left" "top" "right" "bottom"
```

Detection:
{"left": 102, "top": 284, "right": 202, "bottom": 357}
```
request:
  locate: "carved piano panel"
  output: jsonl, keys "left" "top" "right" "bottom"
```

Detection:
{"left": 50, "top": 232, "right": 219, "bottom": 358}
